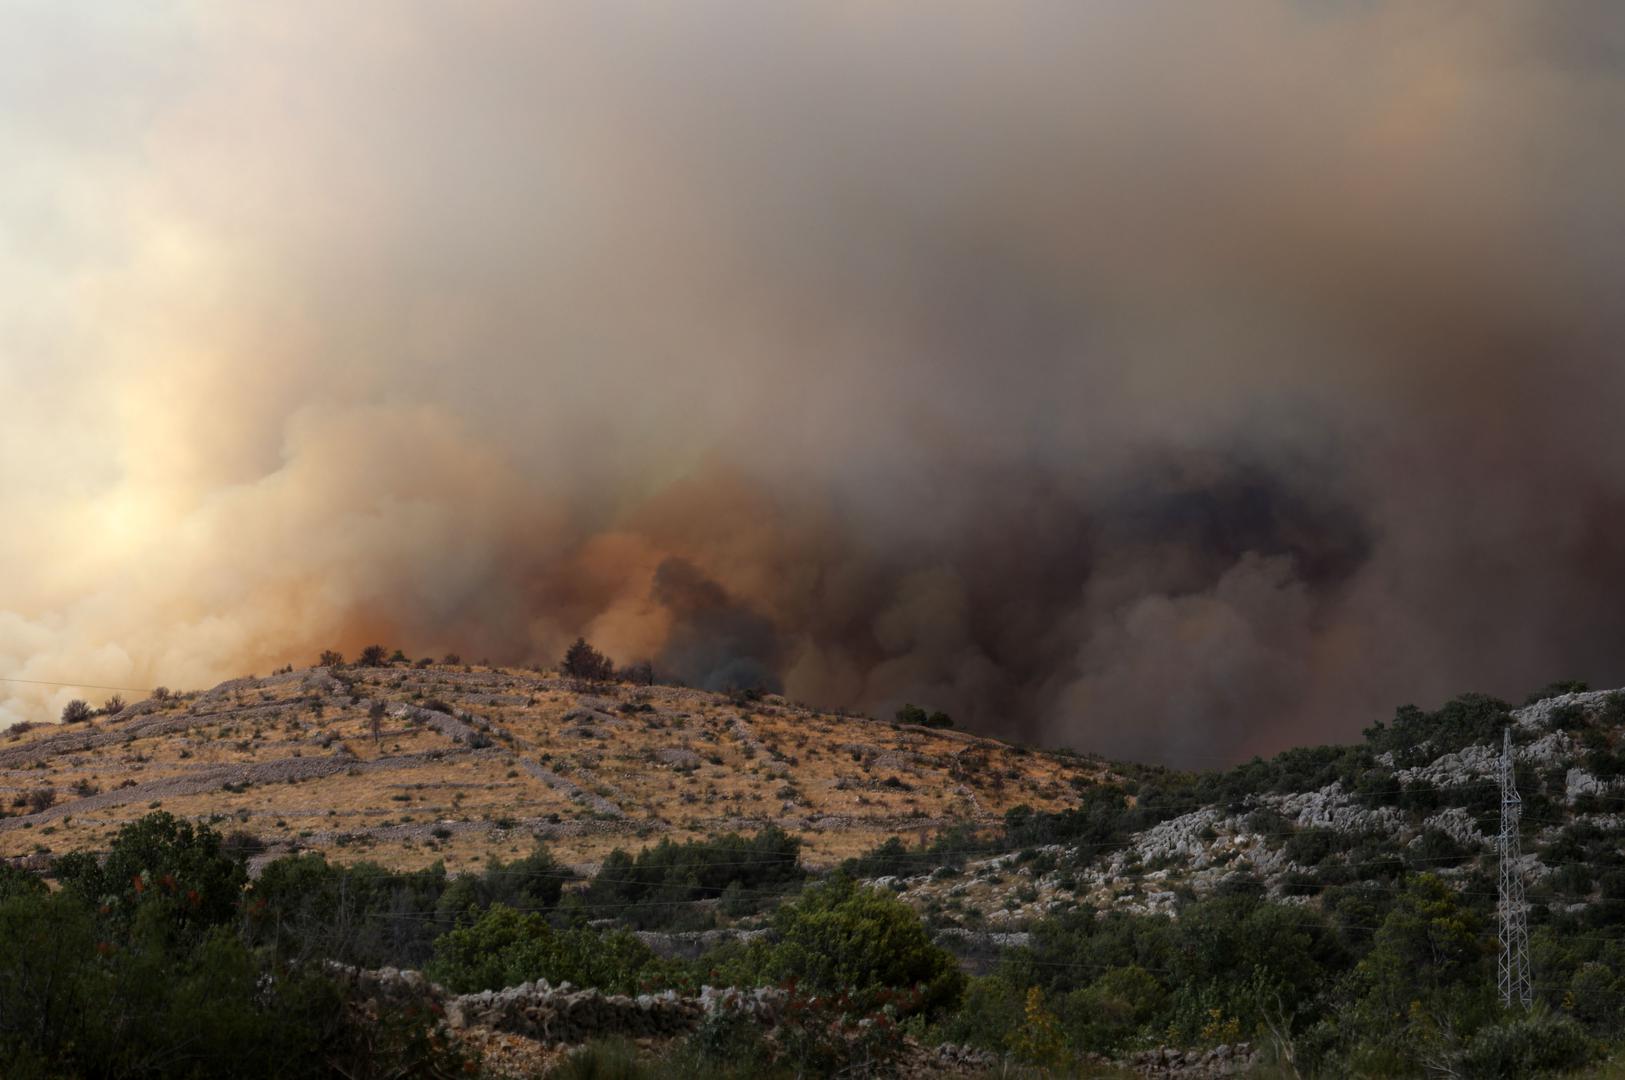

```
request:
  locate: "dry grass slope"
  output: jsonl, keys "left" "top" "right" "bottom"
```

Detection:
{"left": 0, "top": 665, "right": 1111, "bottom": 872}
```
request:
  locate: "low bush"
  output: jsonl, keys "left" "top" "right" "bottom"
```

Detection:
{"left": 755, "top": 876, "right": 964, "bottom": 1016}
{"left": 1455, "top": 1008, "right": 1595, "bottom": 1078}
{"left": 894, "top": 703, "right": 953, "bottom": 729}
{"left": 585, "top": 828, "right": 803, "bottom": 929}
{"left": 426, "top": 905, "right": 676, "bottom": 994}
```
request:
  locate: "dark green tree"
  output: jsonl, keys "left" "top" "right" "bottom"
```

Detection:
{"left": 54, "top": 812, "right": 246, "bottom": 935}
{"left": 761, "top": 876, "right": 964, "bottom": 1015}
{"left": 561, "top": 637, "right": 614, "bottom": 682}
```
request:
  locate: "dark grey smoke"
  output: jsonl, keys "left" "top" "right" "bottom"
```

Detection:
{"left": 4, "top": 2, "right": 1625, "bottom": 765}
{"left": 651, "top": 558, "right": 782, "bottom": 694}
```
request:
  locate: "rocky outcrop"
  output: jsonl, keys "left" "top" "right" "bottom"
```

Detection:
{"left": 1567, "top": 767, "right": 1608, "bottom": 803}
{"left": 1267, "top": 783, "right": 1405, "bottom": 833}
{"left": 1418, "top": 807, "right": 1486, "bottom": 849}
{"left": 1522, "top": 730, "right": 1579, "bottom": 766}
{"left": 928, "top": 1043, "right": 1000, "bottom": 1071}
{"left": 1515, "top": 690, "right": 1619, "bottom": 732}
{"left": 932, "top": 928, "right": 1032, "bottom": 950}
{"left": 1128, "top": 810, "right": 1220, "bottom": 865}
{"left": 1129, "top": 1042, "right": 1258, "bottom": 1078}
{"left": 387, "top": 702, "right": 485, "bottom": 745}
{"left": 1396, "top": 743, "right": 1499, "bottom": 787}
{"left": 727, "top": 715, "right": 773, "bottom": 759}
{"left": 652, "top": 747, "right": 702, "bottom": 770}
{"left": 513, "top": 759, "right": 624, "bottom": 817}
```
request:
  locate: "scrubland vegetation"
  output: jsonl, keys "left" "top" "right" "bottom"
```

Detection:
{"left": 0, "top": 814, "right": 956, "bottom": 1077}
{"left": 4, "top": 657, "right": 1625, "bottom": 1076}
{"left": 4, "top": 781, "right": 1623, "bottom": 1077}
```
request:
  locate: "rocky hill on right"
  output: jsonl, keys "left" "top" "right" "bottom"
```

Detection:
{"left": 886, "top": 687, "right": 1625, "bottom": 932}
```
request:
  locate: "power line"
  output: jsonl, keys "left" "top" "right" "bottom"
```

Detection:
{"left": 0, "top": 676, "right": 155, "bottom": 694}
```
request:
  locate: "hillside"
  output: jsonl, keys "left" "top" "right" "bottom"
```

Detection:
{"left": 0, "top": 662, "right": 1108, "bottom": 873}
{"left": 4, "top": 671, "right": 1625, "bottom": 1077}
{"left": 8, "top": 669, "right": 1625, "bottom": 932}
{"left": 874, "top": 688, "right": 1625, "bottom": 934}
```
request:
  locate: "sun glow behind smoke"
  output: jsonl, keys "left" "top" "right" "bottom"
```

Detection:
{"left": 4, "top": 2, "right": 1625, "bottom": 764}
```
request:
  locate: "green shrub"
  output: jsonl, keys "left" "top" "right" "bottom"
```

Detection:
{"left": 1284, "top": 827, "right": 1348, "bottom": 867}
{"left": 931, "top": 974, "right": 1027, "bottom": 1051}
{"left": 585, "top": 828, "right": 802, "bottom": 929}
{"left": 1062, "top": 964, "right": 1165, "bottom": 1053}
{"left": 1525, "top": 680, "right": 1590, "bottom": 706}
{"left": 53, "top": 811, "right": 246, "bottom": 933}
{"left": 1366, "top": 694, "right": 1512, "bottom": 761}
{"left": 894, "top": 703, "right": 953, "bottom": 729}
{"left": 1409, "top": 827, "right": 1475, "bottom": 869}
{"left": 0, "top": 865, "right": 45, "bottom": 901}
{"left": 842, "top": 837, "right": 919, "bottom": 880}
{"left": 246, "top": 854, "right": 451, "bottom": 968}
{"left": 437, "top": 843, "right": 573, "bottom": 921}
{"left": 1456, "top": 1008, "right": 1594, "bottom": 1078}
{"left": 1548, "top": 703, "right": 1590, "bottom": 733}
{"left": 1001, "top": 786, "right": 1144, "bottom": 859}
{"left": 426, "top": 905, "right": 675, "bottom": 994}
{"left": 758, "top": 876, "right": 964, "bottom": 1015}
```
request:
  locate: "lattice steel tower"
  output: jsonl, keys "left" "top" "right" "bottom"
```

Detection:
{"left": 1497, "top": 726, "right": 1532, "bottom": 1008}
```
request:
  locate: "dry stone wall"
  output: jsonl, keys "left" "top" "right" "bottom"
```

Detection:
{"left": 335, "top": 966, "right": 789, "bottom": 1044}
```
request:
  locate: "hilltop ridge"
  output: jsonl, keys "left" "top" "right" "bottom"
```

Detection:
{"left": 0, "top": 662, "right": 1108, "bottom": 872}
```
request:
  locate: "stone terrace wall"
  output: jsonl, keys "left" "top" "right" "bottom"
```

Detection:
{"left": 336, "top": 966, "right": 789, "bottom": 1044}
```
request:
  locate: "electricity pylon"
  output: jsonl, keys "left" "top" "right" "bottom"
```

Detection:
{"left": 1497, "top": 726, "right": 1532, "bottom": 1008}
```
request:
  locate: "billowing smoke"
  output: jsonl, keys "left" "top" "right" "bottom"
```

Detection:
{"left": 4, "top": 2, "right": 1625, "bottom": 764}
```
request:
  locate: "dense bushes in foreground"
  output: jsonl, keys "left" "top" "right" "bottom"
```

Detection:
{"left": 0, "top": 815, "right": 470, "bottom": 1078}
{"left": 0, "top": 815, "right": 961, "bottom": 1077}
{"left": 925, "top": 874, "right": 1615, "bottom": 1077}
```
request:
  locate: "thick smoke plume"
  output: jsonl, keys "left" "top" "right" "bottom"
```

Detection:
{"left": 4, "top": 2, "right": 1625, "bottom": 764}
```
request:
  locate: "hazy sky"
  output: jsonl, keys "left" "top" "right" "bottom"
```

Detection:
{"left": 4, "top": 2, "right": 1625, "bottom": 764}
